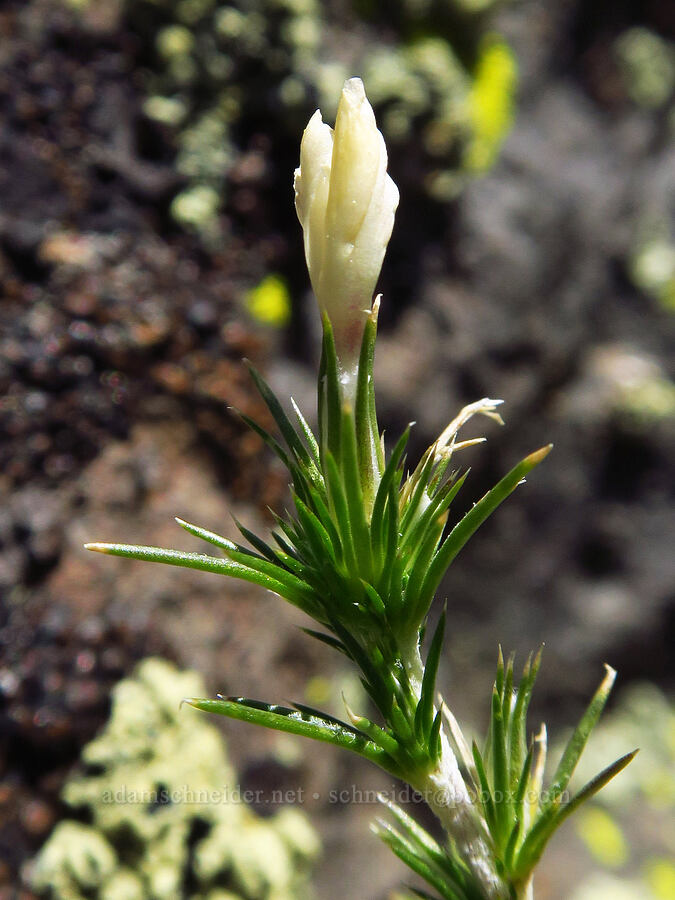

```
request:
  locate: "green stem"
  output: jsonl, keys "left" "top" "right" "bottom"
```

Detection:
{"left": 515, "top": 876, "right": 534, "bottom": 900}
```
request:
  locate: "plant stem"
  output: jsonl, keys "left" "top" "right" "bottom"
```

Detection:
{"left": 400, "top": 640, "right": 507, "bottom": 898}
{"left": 515, "top": 876, "right": 534, "bottom": 900}
{"left": 416, "top": 732, "right": 508, "bottom": 899}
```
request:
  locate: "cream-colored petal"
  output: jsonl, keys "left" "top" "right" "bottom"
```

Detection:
{"left": 326, "top": 78, "right": 380, "bottom": 244}
{"left": 294, "top": 110, "right": 333, "bottom": 226}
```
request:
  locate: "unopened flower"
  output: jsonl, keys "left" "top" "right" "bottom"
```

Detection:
{"left": 294, "top": 77, "right": 399, "bottom": 380}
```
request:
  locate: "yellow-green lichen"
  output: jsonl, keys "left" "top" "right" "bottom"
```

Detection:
{"left": 31, "top": 658, "right": 319, "bottom": 900}
{"left": 117, "top": 0, "right": 517, "bottom": 239}
{"left": 630, "top": 236, "right": 675, "bottom": 312}
{"left": 575, "top": 807, "right": 629, "bottom": 868}
{"left": 615, "top": 28, "right": 675, "bottom": 110}
{"left": 464, "top": 34, "right": 517, "bottom": 173}
{"left": 245, "top": 274, "right": 292, "bottom": 327}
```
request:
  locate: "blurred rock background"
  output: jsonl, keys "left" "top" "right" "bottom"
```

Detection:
{"left": 0, "top": 0, "right": 673, "bottom": 898}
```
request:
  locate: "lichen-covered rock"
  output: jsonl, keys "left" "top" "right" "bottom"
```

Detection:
{"left": 112, "top": 0, "right": 517, "bottom": 237}
{"left": 31, "top": 658, "right": 319, "bottom": 899}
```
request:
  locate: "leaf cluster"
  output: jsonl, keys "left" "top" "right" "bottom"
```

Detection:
{"left": 377, "top": 652, "right": 637, "bottom": 899}
{"left": 85, "top": 311, "right": 634, "bottom": 898}
{"left": 87, "top": 310, "right": 548, "bottom": 786}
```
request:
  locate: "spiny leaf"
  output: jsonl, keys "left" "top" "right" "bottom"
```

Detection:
{"left": 174, "top": 517, "right": 237, "bottom": 552}
{"left": 399, "top": 472, "right": 467, "bottom": 559}
{"left": 472, "top": 742, "right": 497, "bottom": 836}
{"left": 289, "top": 701, "right": 364, "bottom": 736}
{"left": 361, "top": 580, "right": 387, "bottom": 618}
{"left": 371, "top": 426, "right": 410, "bottom": 556}
{"left": 441, "top": 700, "right": 480, "bottom": 794}
{"left": 234, "top": 409, "right": 293, "bottom": 469}
{"left": 388, "top": 698, "right": 415, "bottom": 744}
{"left": 491, "top": 687, "right": 510, "bottom": 846}
{"left": 84, "top": 542, "right": 313, "bottom": 611}
{"left": 495, "top": 645, "right": 505, "bottom": 697}
{"left": 355, "top": 300, "right": 383, "bottom": 503}
{"left": 416, "top": 446, "right": 552, "bottom": 624}
{"left": 379, "top": 480, "right": 402, "bottom": 604}
{"left": 340, "top": 403, "right": 374, "bottom": 579}
{"left": 233, "top": 517, "right": 287, "bottom": 566}
{"left": 511, "top": 745, "right": 534, "bottom": 848}
{"left": 372, "top": 821, "right": 471, "bottom": 900}
{"left": 503, "top": 817, "right": 523, "bottom": 872}
{"left": 293, "top": 495, "right": 339, "bottom": 568}
{"left": 405, "top": 513, "right": 448, "bottom": 625}
{"left": 318, "top": 315, "right": 342, "bottom": 461}
{"left": 528, "top": 724, "right": 548, "bottom": 824}
{"left": 514, "top": 750, "right": 637, "bottom": 877}
{"left": 545, "top": 665, "right": 616, "bottom": 807}
{"left": 429, "top": 709, "right": 443, "bottom": 762}
{"left": 303, "top": 483, "right": 343, "bottom": 559}
{"left": 400, "top": 448, "right": 437, "bottom": 537}
{"left": 377, "top": 797, "right": 480, "bottom": 896}
{"left": 344, "top": 705, "right": 402, "bottom": 759}
{"left": 245, "top": 361, "right": 313, "bottom": 467}
{"left": 415, "top": 611, "right": 446, "bottom": 741}
{"left": 291, "top": 397, "right": 321, "bottom": 467}
{"left": 323, "top": 451, "right": 358, "bottom": 572}
{"left": 502, "top": 652, "right": 515, "bottom": 724}
{"left": 300, "top": 627, "right": 349, "bottom": 657}
{"left": 188, "top": 695, "right": 402, "bottom": 774}
{"left": 509, "top": 648, "right": 542, "bottom": 791}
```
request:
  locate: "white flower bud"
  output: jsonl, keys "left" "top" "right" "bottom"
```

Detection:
{"left": 294, "top": 77, "right": 399, "bottom": 376}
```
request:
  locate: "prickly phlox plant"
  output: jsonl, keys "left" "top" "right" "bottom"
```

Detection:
{"left": 87, "top": 78, "right": 636, "bottom": 900}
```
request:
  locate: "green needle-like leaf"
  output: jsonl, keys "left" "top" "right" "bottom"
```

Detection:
{"left": 300, "top": 627, "right": 349, "bottom": 657}
{"left": 514, "top": 750, "right": 637, "bottom": 877}
{"left": 318, "top": 316, "right": 342, "bottom": 461}
{"left": 372, "top": 821, "right": 470, "bottom": 900}
{"left": 340, "top": 403, "right": 374, "bottom": 579}
{"left": 291, "top": 397, "right": 322, "bottom": 468}
{"left": 509, "top": 649, "right": 542, "bottom": 791}
{"left": 174, "top": 517, "right": 237, "bottom": 552}
{"left": 293, "top": 495, "right": 339, "bottom": 568}
{"left": 355, "top": 301, "right": 383, "bottom": 503}
{"left": 344, "top": 706, "right": 402, "bottom": 759}
{"left": 188, "top": 695, "right": 403, "bottom": 774}
{"left": 233, "top": 516, "right": 287, "bottom": 566}
{"left": 400, "top": 473, "right": 466, "bottom": 560}
{"left": 429, "top": 710, "right": 443, "bottom": 762}
{"left": 415, "top": 611, "right": 446, "bottom": 741}
{"left": 416, "top": 446, "right": 552, "bottom": 625}
{"left": 472, "top": 742, "right": 497, "bottom": 836}
{"left": 545, "top": 664, "right": 616, "bottom": 806}
{"left": 378, "top": 798, "right": 478, "bottom": 895}
{"left": 491, "top": 687, "right": 510, "bottom": 846}
{"left": 85, "top": 542, "right": 314, "bottom": 612}
{"left": 246, "top": 361, "right": 313, "bottom": 468}
{"left": 235, "top": 410, "right": 293, "bottom": 470}
{"left": 371, "top": 426, "right": 409, "bottom": 544}
{"left": 323, "top": 451, "right": 358, "bottom": 572}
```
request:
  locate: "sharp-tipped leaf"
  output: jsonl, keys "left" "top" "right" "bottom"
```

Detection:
{"left": 514, "top": 750, "right": 637, "bottom": 877}
{"left": 246, "top": 362, "right": 313, "bottom": 467}
{"left": 188, "top": 695, "right": 403, "bottom": 774}
{"left": 544, "top": 665, "right": 616, "bottom": 807}
{"left": 416, "top": 446, "right": 552, "bottom": 621}
{"left": 318, "top": 316, "right": 342, "bottom": 461}
{"left": 174, "top": 517, "right": 237, "bottom": 552}
{"left": 509, "top": 649, "right": 542, "bottom": 791}
{"left": 85, "top": 542, "right": 312, "bottom": 610}
{"left": 415, "top": 611, "right": 446, "bottom": 741}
